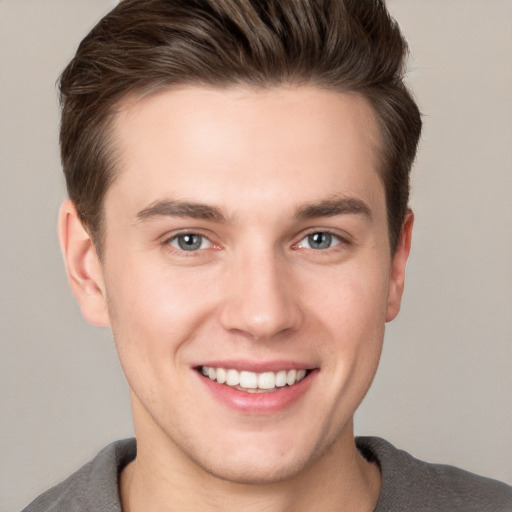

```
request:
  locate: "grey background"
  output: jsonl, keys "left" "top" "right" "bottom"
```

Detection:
{"left": 1, "top": 1, "right": 511, "bottom": 511}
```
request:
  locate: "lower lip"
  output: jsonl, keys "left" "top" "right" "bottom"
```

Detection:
{"left": 197, "top": 371, "right": 317, "bottom": 414}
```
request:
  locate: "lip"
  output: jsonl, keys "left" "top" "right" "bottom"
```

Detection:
{"left": 195, "top": 359, "right": 313, "bottom": 373}
{"left": 194, "top": 361, "right": 318, "bottom": 414}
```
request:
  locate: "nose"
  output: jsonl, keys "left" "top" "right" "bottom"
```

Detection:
{"left": 219, "top": 248, "right": 303, "bottom": 341}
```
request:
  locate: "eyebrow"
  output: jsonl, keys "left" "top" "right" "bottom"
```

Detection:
{"left": 295, "top": 197, "right": 372, "bottom": 220}
{"left": 136, "top": 196, "right": 372, "bottom": 224}
{"left": 137, "top": 200, "right": 226, "bottom": 222}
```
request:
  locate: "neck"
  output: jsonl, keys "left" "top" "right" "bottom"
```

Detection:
{"left": 120, "top": 424, "right": 380, "bottom": 512}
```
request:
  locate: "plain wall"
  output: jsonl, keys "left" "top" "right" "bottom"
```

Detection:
{"left": 1, "top": 1, "right": 511, "bottom": 511}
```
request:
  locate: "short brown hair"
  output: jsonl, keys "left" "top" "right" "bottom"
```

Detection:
{"left": 59, "top": 0, "right": 421, "bottom": 254}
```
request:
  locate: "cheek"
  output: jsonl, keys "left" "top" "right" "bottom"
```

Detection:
{"left": 306, "top": 258, "right": 389, "bottom": 387}
{"left": 312, "top": 259, "right": 390, "bottom": 332}
{"left": 103, "top": 258, "right": 219, "bottom": 368}
{"left": 107, "top": 253, "right": 215, "bottom": 321}
{"left": 103, "top": 263, "right": 218, "bottom": 410}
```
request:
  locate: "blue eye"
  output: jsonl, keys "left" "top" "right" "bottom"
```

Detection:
{"left": 299, "top": 232, "right": 341, "bottom": 250}
{"left": 169, "top": 233, "right": 212, "bottom": 251}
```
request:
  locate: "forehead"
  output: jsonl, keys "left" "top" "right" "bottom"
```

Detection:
{"left": 107, "top": 85, "right": 384, "bottom": 218}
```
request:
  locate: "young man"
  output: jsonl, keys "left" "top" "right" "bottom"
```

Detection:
{"left": 22, "top": 1, "right": 512, "bottom": 511}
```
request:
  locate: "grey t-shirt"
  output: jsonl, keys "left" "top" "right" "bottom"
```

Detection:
{"left": 22, "top": 437, "right": 512, "bottom": 511}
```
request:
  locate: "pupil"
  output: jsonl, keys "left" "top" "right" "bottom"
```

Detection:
{"left": 178, "top": 234, "right": 201, "bottom": 250}
{"left": 309, "top": 232, "right": 331, "bottom": 249}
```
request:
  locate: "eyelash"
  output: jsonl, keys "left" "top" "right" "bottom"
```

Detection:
{"left": 164, "top": 232, "right": 215, "bottom": 253}
{"left": 162, "top": 229, "right": 348, "bottom": 254}
{"left": 294, "top": 231, "right": 344, "bottom": 251}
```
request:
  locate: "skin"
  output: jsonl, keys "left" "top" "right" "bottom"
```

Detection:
{"left": 59, "top": 86, "right": 413, "bottom": 511}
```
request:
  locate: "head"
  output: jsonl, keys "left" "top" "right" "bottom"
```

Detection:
{"left": 59, "top": 0, "right": 421, "bottom": 257}
{"left": 58, "top": 0, "right": 421, "bottom": 488}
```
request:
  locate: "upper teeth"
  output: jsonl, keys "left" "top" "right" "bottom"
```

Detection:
{"left": 201, "top": 366, "right": 307, "bottom": 390}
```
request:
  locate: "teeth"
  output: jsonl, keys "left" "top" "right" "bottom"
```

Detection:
{"left": 239, "top": 371, "right": 258, "bottom": 388}
{"left": 275, "top": 370, "right": 287, "bottom": 387}
{"left": 286, "top": 369, "right": 297, "bottom": 386}
{"left": 226, "top": 369, "right": 240, "bottom": 386}
{"left": 200, "top": 366, "right": 308, "bottom": 390}
{"left": 258, "top": 372, "right": 275, "bottom": 390}
{"left": 216, "top": 367, "right": 227, "bottom": 384}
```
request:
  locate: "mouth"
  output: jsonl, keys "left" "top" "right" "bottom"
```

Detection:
{"left": 198, "top": 366, "right": 311, "bottom": 393}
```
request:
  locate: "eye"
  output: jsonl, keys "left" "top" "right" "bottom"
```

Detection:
{"left": 168, "top": 233, "right": 212, "bottom": 251}
{"left": 297, "top": 232, "right": 342, "bottom": 250}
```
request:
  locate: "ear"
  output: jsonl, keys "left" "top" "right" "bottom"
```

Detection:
{"left": 385, "top": 210, "right": 414, "bottom": 322}
{"left": 58, "top": 199, "right": 110, "bottom": 327}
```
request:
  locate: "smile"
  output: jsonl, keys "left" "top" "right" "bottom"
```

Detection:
{"left": 200, "top": 366, "right": 308, "bottom": 392}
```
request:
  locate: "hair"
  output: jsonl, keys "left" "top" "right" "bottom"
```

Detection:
{"left": 59, "top": 0, "right": 422, "bottom": 255}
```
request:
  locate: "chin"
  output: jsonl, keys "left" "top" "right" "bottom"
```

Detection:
{"left": 192, "top": 452, "right": 312, "bottom": 485}
{"left": 181, "top": 429, "right": 339, "bottom": 486}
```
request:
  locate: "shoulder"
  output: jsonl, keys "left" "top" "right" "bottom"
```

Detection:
{"left": 20, "top": 438, "right": 136, "bottom": 512}
{"left": 356, "top": 436, "right": 512, "bottom": 512}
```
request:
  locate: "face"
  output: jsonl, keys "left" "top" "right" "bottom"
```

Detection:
{"left": 63, "top": 86, "right": 411, "bottom": 484}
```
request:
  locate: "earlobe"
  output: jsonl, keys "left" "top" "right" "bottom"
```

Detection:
{"left": 385, "top": 210, "right": 414, "bottom": 322}
{"left": 58, "top": 199, "right": 110, "bottom": 327}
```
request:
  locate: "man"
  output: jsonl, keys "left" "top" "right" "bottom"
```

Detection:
{"left": 22, "top": 0, "right": 512, "bottom": 511}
